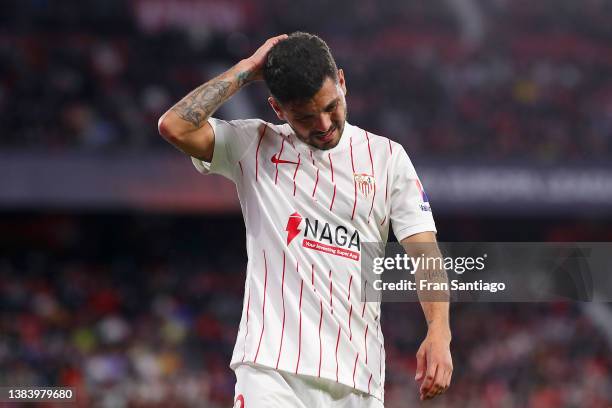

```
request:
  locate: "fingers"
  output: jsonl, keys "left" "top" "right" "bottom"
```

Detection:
{"left": 415, "top": 338, "right": 453, "bottom": 401}
{"left": 272, "top": 34, "right": 289, "bottom": 42}
{"left": 265, "top": 34, "right": 288, "bottom": 48}
{"left": 443, "top": 369, "right": 452, "bottom": 390}
{"left": 420, "top": 361, "right": 453, "bottom": 400}
{"left": 414, "top": 348, "right": 426, "bottom": 381}
{"left": 258, "top": 34, "right": 288, "bottom": 57}
{"left": 419, "top": 362, "right": 438, "bottom": 400}
{"left": 246, "top": 34, "right": 288, "bottom": 74}
{"left": 430, "top": 368, "right": 447, "bottom": 399}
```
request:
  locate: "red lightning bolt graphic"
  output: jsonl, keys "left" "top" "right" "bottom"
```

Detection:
{"left": 285, "top": 212, "right": 302, "bottom": 245}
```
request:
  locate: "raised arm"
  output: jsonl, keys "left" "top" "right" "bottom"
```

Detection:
{"left": 157, "top": 34, "right": 288, "bottom": 162}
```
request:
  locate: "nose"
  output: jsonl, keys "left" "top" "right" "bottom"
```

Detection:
{"left": 313, "top": 113, "right": 332, "bottom": 133}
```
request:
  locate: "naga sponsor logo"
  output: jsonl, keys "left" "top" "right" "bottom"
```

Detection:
{"left": 304, "top": 218, "right": 361, "bottom": 251}
{"left": 284, "top": 212, "right": 361, "bottom": 260}
{"left": 354, "top": 173, "right": 375, "bottom": 198}
{"left": 285, "top": 212, "right": 303, "bottom": 245}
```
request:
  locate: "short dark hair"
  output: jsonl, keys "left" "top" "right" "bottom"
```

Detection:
{"left": 264, "top": 32, "right": 338, "bottom": 104}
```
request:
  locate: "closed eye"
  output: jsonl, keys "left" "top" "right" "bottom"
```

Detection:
{"left": 326, "top": 103, "right": 337, "bottom": 113}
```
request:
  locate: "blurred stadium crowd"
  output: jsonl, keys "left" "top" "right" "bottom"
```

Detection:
{"left": 1, "top": 0, "right": 612, "bottom": 160}
{"left": 1, "top": 214, "right": 611, "bottom": 407}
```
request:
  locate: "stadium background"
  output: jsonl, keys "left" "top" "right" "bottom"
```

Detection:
{"left": 1, "top": 0, "right": 611, "bottom": 407}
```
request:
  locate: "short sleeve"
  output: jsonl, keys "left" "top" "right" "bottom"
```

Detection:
{"left": 191, "top": 118, "right": 264, "bottom": 181}
{"left": 388, "top": 145, "right": 437, "bottom": 241}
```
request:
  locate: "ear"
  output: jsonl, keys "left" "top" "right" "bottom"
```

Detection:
{"left": 338, "top": 68, "right": 347, "bottom": 96}
{"left": 268, "top": 96, "right": 286, "bottom": 121}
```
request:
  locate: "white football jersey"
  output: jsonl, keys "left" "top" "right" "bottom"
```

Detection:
{"left": 192, "top": 118, "right": 436, "bottom": 403}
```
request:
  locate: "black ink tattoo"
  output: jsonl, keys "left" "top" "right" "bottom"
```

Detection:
{"left": 172, "top": 80, "right": 232, "bottom": 128}
{"left": 423, "top": 269, "right": 448, "bottom": 281}
{"left": 235, "top": 70, "right": 252, "bottom": 87}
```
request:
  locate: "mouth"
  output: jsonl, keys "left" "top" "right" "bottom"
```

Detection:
{"left": 314, "top": 127, "right": 336, "bottom": 143}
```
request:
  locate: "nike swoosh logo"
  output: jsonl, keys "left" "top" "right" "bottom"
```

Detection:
{"left": 271, "top": 154, "right": 298, "bottom": 165}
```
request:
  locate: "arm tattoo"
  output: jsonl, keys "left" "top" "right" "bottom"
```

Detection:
{"left": 172, "top": 80, "right": 232, "bottom": 128}
{"left": 235, "top": 70, "right": 252, "bottom": 87}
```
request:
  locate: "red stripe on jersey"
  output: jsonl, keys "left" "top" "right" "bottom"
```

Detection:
{"left": 274, "top": 138, "right": 286, "bottom": 185}
{"left": 275, "top": 252, "right": 286, "bottom": 369}
{"left": 238, "top": 161, "right": 244, "bottom": 177}
{"left": 366, "top": 132, "right": 374, "bottom": 174}
{"left": 308, "top": 151, "right": 320, "bottom": 199}
{"left": 347, "top": 275, "right": 353, "bottom": 301}
{"left": 364, "top": 324, "right": 369, "bottom": 364}
{"left": 295, "top": 277, "right": 304, "bottom": 374}
{"left": 384, "top": 170, "right": 389, "bottom": 204}
{"left": 388, "top": 138, "right": 393, "bottom": 155}
{"left": 361, "top": 281, "right": 367, "bottom": 318}
{"left": 348, "top": 275, "right": 353, "bottom": 340}
{"left": 335, "top": 324, "right": 341, "bottom": 382}
{"left": 380, "top": 215, "right": 387, "bottom": 226}
{"left": 311, "top": 264, "right": 314, "bottom": 286}
{"left": 328, "top": 153, "right": 337, "bottom": 212}
{"left": 255, "top": 124, "right": 267, "bottom": 182}
{"left": 329, "top": 269, "right": 333, "bottom": 315}
{"left": 330, "top": 185, "right": 337, "bottom": 212}
{"left": 348, "top": 305, "right": 353, "bottom": 341}
{"left": 349, "top": 137, "right": 357, "bottom": 220}
{"left": 352, "top": 353, "right": 359, "bottom": 389}
{"left": 368, "top": 373, "right": 373, "bottom": 393}
{"left": 254, "top": 250, "right": 268, "bottom": 363}
{"left": 241, "top": 286, "right": 251, "bottom": 362}
{"left": 292, "top": 154, "right": 301, "bottom": 196}
{"left": 318, "top": 299, "right": 323, "bottom": 377}
{"left": 366, "top": 132, "right": 377, "bottom": 221}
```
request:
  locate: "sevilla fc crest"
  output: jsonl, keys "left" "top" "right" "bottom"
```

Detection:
{"left": 354, "top": 173, "right": 375, "bottom": 198}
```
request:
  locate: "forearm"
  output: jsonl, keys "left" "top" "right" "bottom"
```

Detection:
{"left": 415, "top": 246, "right": 451, "bottom": 339}
{"left": 159, "top": 60, "right": 254, "bottom": 136}
{"left": 420, "top": 298, "right": 450, "bottom": 336}
{"left": 158, "top": 35, "right": 286, "bottom": 161}
{"left": 404, "top": 236, "right": 453, "bottom": 400}
{"left": 400, "top": 235, "right": 451, "bottom": 339}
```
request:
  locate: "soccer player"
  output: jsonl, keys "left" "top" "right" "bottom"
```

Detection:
{"left": 158, "top": 32, "right": 452, "bottom": 407}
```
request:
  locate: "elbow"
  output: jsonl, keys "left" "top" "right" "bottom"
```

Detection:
{"left": 158, "top": 114, "right": 181, "bottom": 145}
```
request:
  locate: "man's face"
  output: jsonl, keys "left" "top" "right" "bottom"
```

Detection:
{"left": 269, "top": 69, "right": 347, "bottom": 150}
